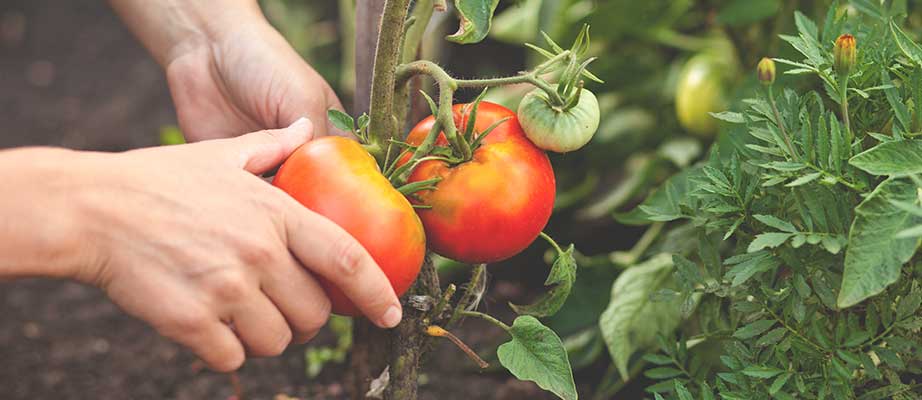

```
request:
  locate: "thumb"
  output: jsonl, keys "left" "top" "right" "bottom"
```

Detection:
{"left": 227, "top": 117, "right": 313, "bottom": 174}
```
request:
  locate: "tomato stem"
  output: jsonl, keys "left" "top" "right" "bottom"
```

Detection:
{"left": 448, "top": 264, "right": 487, "bottom": 326}
{"left": 367, "top": 0, "right": 412, "bottom": 163}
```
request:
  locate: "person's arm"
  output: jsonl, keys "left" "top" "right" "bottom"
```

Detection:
{"left": 108, "top": 0, "right": 346, "bottom": 141}
{"left": 0, "top": 120, "right": 402, "bottom": 371}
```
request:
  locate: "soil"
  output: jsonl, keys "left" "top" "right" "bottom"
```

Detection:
{"left": 0, "top": 2, "right": 590, "bottom": 399}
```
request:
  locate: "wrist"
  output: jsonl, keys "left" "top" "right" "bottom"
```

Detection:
{"left": 0, "top": 148, "right": 104, "bottom": 282}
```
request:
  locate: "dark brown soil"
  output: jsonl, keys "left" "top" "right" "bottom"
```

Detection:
{"left": 0, "top": 2, "right": 577, "bottom": 399}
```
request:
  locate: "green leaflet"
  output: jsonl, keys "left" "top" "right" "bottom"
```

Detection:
{"left": 849, "top": 140, "right": 922, "bottom": 176}
{"left": 510, "top": 244, "right": 577, "bottom": 318}
{"left": 497, "top": 316, "right": 577, "bottom": 400}
{"left": 447, "top": 0, "right": 500, "bottom": 44}
{"left": 838, "top": 178, "right": 921, "bottom": 308}
{"left": 599, "top": 254, "right": 687, "bottom": 380}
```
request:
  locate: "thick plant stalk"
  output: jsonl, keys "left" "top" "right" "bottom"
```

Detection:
{"left": 350, "top": 2, "right": 439, "bottom": 399}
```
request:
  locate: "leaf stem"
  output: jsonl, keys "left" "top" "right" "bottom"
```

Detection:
{"left": 448, "top": 264, "right": 486, "bottom": 327}
{"left": 538, "top": 231, "right": 564, "bottom": 254}
{"left": 761, "top": 301, "right": 827, "bottom": 354}
{"left": 458, "top": 310, "right": 511, "bottom": 332}
{"left": 838, "top": 76, "right": 854, "bottom": 153}
{"left": 425, "top": 325, "right": 489, "bottom": 368}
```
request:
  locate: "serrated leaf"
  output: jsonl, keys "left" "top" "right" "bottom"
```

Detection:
{"left": 839, "top": 178, "right": 921, "bottom": 308}
{"left": 753, "top": 215, "right": 798, "bottom": 232}
{"left": 497, "top": 316, "right": 577, "bottom": 400}
{"left": 599, "top": 254, "right": 686, "bottom": 380}
{"left": 447, "top": 0, "right": 500, "bottom": 44}
{"left": 616, "top": 167, "right": 702, "bottom": 225}
{"left": 741, "top": 365, "right": 785, "bottom": 379}
{"left": 710, "top": 111, "right": 746, "bottom": 123}
{"left": 725, "top": 251, "right": 781, "bottom": 286}
{"left": 849, "top": 140, "right": 922, "bottom": 176}
{"left": 786, "top": 172, "right": 822, "bottom": 187}
{"left": 890, "top": 20, "right": 922, "bottom": 67}
{"left": 327, "top": 109, "right": 355, "bottom": 133}
{"left": 644, "top": 367, "right": 684, "bottom": 379}
{"left": 734, "top": 319, "right": 776, "bottom": 340}
{"left": 510, "top": 244, "right": 577, "bottom": 318}
{"left": 748, "top": 232, "right": 793, "bottom": 252}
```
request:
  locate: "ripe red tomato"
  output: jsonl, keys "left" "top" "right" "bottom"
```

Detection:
{"left": 273, "top": 136, "right": 426, "bottom": 316}
{"left": 403, "top": 102, "right": 556, "bottom": 263}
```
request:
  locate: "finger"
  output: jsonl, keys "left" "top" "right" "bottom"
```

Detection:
{"left": 208, "top": 117, "right": 313, "bottom": 174}
{"left": 260, "top": 252, "right": 332, "bottom": 342}
{"left": 282, "top": 200, "right": 402, "bottom": 328}
{"left": 228, "top": 292, "right": 293, "bottom": 357}
{"left": 106, "top": 275, "right": 246, "bottom": 372}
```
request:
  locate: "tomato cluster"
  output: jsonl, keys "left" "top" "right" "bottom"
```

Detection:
{"left": 273, "top": 101, "right": 595, "bottom": 315}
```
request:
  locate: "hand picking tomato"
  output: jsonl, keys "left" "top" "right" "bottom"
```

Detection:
{"left": 403, "top": 102, "right": 556, "bottom": 263}
{"left": 273, "top": 136, "right": 426, "bottom": 316}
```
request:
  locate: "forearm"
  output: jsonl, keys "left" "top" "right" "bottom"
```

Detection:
{"left": 0, "top": 148, "right": 98, "bottom": 281}
{"left": 108, "top": 0, "right": 263, "bottom": 66}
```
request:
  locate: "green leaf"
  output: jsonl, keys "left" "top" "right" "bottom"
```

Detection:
{"left": 674, "top": 380, "right": 694, "bottom": 400}
{"left": 753, "top": 215, "right": 798, "bottom": 232}
{"left": 710, "top": 111, "right": 746, "bottom": 123}
{"left": 643, "top": 367, "right": 684, "bottom": 379}
{"left": 890, "top": 20, "right": 922, "bottom": 67}
{"left": 849, "top": 140, "right": 922, "bottom": 176}
{"left": 838, "top": 178, "right": 921, "bottom": 308}
{"left": 447, "top": 0, "right": 500, "bottom": 44}
{"left": 733, "top": 319, "right": 776, "bottom": 340}
{"left": 747, "top": 232, "right": 793, "bottom": 252}
{"left": 510, "top": 244, "right": 577, "bottom": 318}
{"left": 724, "top": 251, "right": 781, "bottom": 287}
{"left": 497, "top": 316, "right": 577, "bottom": 400}
{"left": 785, "top": 172, "right": 822, "bottom": 187}
{"left": 599, "top": 254, "right": 685, "bottom": 380}
{"left": 327, "top": 109, "right": 355, "bottom": 133}
{"left": 741, "top": 365, "right": 785, "bottom": 379}
{"left": 616, "top": 167, "right": 702, "bottom": 225}
{"left": 716, "top": 0, "right": 780, "bottom": 26}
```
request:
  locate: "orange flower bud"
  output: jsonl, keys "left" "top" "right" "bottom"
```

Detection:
{"left": 834, "top": 34, "right": 857, "bottom": 76}
{"left": 757, "top": 57, "right": 776, "bottom": 85}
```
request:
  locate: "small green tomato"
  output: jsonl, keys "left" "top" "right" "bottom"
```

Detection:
{"left": 517, "top": 86, "right": 600, "bottom": 153}
{"left": 675, "top": 54, "right": 728, "bottom": 138}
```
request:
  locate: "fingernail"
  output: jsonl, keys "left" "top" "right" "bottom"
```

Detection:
{"left": 380, "top": 305, "right": 402, "bottom": 328}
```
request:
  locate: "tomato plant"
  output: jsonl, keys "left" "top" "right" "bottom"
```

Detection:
{"left": 272, "top": 136, "right": 426, "bottom": 316}
{"left": 402, "top": 102, "right": 556, "bottom": 263}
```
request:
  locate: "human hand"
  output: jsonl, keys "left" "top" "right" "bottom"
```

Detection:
{"left": 109, "top": 0, "right": 346, "bottom": 141}
{"left": 60, "top": 119, "right": 399, "bottom": 371}
{"left": 166, "top": 21, "right": 346, "bottom": 142}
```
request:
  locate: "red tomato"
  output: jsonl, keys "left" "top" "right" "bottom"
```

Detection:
{"left": 273, "top": 137, "right": 426, "bottom": 316}
{"left": 403, "top": 102, "right": 555, "bottom": 263}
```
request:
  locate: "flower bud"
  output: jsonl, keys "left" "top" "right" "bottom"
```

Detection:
{"left": 834, "top": 34, "right": 857, "bottom": 76}
{"left": 757, "top": 57, "right": 776, "bottom": 85}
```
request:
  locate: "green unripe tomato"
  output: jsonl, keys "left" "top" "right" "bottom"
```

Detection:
{"left": 675, "top": 54, "right": 728, "bottom": 138}
{"left": 517, "top": 86, "right": 600, "bottom": 153}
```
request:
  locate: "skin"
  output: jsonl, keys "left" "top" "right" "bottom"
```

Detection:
{"left": 109, "top": 0, "right": 346, "bottom": 140}
{"left": 0, "top": 1, "right": 399, "bottom": 372}
{"left": 405, "top": 102, "right": 556, "bottom": 263}
{"left": 273, "top": 137, "right": 426, "bottom": 316}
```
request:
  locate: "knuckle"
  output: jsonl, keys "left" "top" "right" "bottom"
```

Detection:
{"left": 330, "top": 239, "right": 368, "bottom": 278}
{"left": 298, "top": 302, "right": 331, "bottom": 334}
{"left": 208, "top": 271, "right": 251, "bottom": 302}
{"left": 161, "top": 307, "right": 209, "bottom": 338}
{"left": 239, "top": 239, "right": 279, "bottom": 267}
